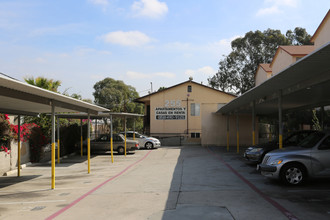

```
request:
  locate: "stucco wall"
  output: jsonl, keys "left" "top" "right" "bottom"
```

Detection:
{"left": 149, "top": 82, "right": 235, "bottom": 136}
{"left": 0, "top": 141, "right": 30, "bottom": 175}
{"left": 255, "top": 68, "right": 268, "bottom": 86}
{"left": 201, "top": 103, "right": 258, "bottom": 147}
{"left": 271, "top": 49, "right": 295, "bottom": 75}
{"left": 314, "top": 15, "right": 330, "bottom": 49}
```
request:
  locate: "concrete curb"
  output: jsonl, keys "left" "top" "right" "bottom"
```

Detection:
{"left": 2, "top": 152, "right": 76, "bottom": 176}
{"left": 3, "top": 162, "right": 32, "bottom": 176}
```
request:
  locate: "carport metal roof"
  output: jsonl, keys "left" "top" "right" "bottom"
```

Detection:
{"left": 217, "top": 42, "right": 330, "bottom": 116}
{"left": 0, "top": 74, "right": 108, "bottom": 115}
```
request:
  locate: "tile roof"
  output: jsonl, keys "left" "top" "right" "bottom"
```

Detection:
{"left": 279, "top": 45, "right": 315, "bottom": 56}
{"left": 259, "top": 63, "right": 272, "bottom": 72}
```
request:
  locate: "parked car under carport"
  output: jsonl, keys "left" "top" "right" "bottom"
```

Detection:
{"left": 82, "top": 133, "right": 139, "bottom": 154}
{"left": 259, "top": 131, "right": 330, "bottom": 185}
{"left": 244, "top": 130, "right": 317, "bottom": 164}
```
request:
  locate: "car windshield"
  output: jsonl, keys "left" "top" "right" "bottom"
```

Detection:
{"left": 298, "top": 132, "right": 325, "bottom": 148}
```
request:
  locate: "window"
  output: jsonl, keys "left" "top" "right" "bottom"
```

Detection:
{"left": 191, "top": 133, "right": 200, "bottom": 138}
{"left": 191, "top": 103, "right": 200, "bottom": 116}
{"left": 319, "top": 137, "right": 330, "bottom": 150}
{"left": 187, "top": 85, "right": 192, "bottom": 92}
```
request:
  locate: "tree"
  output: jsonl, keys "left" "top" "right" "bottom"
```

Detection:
{"left": 157, "top": 87, "right": 167, "bottom": 92}
{"left": 93, "top": 78, "right": 144, "bottom": 132}
{"left": 286, "top": 27, "right": 313, "bottom": 46}
{"left": 208, "top": 27, "right": 312, "bottom": 95}
{"left": 25, "top": 76, "right": 61, "bottom": 92}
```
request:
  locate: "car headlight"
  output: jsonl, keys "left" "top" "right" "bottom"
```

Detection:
{"left": 250, "top": 148, "right": 263, "bottom": 153}
{"left": 270, "top": 159, "right": 283, "bottom": 165}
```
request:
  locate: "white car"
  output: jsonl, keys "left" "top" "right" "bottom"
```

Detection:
{"left": 120, "top": 131, "right": 161, "bottom": 149}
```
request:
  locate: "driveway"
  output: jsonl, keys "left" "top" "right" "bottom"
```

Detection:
{"left": 1, "top": 146, "right": 330, "bottom": 220}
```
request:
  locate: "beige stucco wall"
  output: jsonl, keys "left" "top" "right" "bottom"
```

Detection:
{"left": 255, "top": 68, "right": 268, "bottom": 86}
{"left": 313, "top": 15, "right": 330, "bottom": 49}
{"left": 271, "top": 49, "right": 296, "bottom": 75}
{"left": 148, "top": 82, "right": 235, "bottom": 137}
{"left": 0, "top": 141, "right": 30, "bottom": 175}
{"left": 201, "top": 103, "right": 258, "bottom": 147}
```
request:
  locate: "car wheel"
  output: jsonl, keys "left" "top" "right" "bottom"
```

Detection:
{"left": 145, "top": 142, "right": 153, "bottom": 149}
{"left": 117, "top": 146, "right": 125, "bottom": 155}
{"left": 280, "top": 163, "right": 306, "bottom": 185}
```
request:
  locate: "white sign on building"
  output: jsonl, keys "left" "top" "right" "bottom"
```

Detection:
{"left": 155, "top": 107, "right": 186, "bottom": 120}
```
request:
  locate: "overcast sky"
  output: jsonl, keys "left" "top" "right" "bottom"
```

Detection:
{"left": 0, "top": 0, "right": 329, "bottom": 100}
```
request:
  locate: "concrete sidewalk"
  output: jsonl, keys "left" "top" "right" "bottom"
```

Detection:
{"left": 1, "top": 146, "right": 329, "bottom": 220}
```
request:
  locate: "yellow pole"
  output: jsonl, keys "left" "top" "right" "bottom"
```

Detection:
{"left": 51, "top": 104, "right": 55, "bottom": 189}
{"left": 110, "top": 115, "right": 114, "bottom": 163}
{"left": 51, "top": 142, "right": 55, "bottom": 189}
{"left": 17, "top": 115, "right": 21, "bottom": 177}
{"left": 124, "top": 134, "right": 127, "bottom": 156}
{"left": 87, "top": 113, "right": 91, "bottom": 174}
{"left": 111, "top": 137, "right": 114, "bottom": 163}
{"left": 279, "top": 134, "right": 283, "bottom": 149}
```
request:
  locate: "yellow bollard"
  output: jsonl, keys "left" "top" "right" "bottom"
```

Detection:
{"left": 88, "top": 138, "right": 90, "bottom": 174}
{"left": 18, "top": 141, "right": 21, "bottom": 177}
{"left": 124, "top": 134, "right": 127, "bottom": 156}
{"left": 111, "top": 137, "right": 114, "bottom": 163}
{"left": 51, "top": 142, "right": 55, "bottom": 189}
{"left": 279, "top": 135, "right": 283, "bottom": 149}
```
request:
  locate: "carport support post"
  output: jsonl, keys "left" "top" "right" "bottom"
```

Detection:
{"left": 236, "top": 114, "right": 239, "bottom": 153}
{"left": 80, "top": 119, "right": 83, "bottom": 157}
{"left": 95, "top": 119, "right": 98, "bottom": 139}
{"left": 110, "top": 115, "right": 114, "bottom": 163}
{"left": 51, "top": 103, "right": 56, "bottom": 189}
{"left": 133, "top": 118, "right": 136, "bottom": 140}
{"left": 252, "top": 101, "right": 256, "bottom": 145}
{"left": 124, "top": 116, "right": 127, "bottom": 156}
{"left": 17, "top": 115, "right": 21, "bottom": 177}
{"left": 278, "top": 90, "right": 283, "bottom": 149}
{"left": 57, "top": 117, "right": 60, "bottom": 164}
{"left": 87, "top": 113, "right": 91, "bottom": 174}
{"left": 226, "top": 115, "right": 229, "bottom": 152}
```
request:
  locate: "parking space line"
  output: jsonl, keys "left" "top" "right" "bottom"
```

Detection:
{"left": 45, "top": 150, "right": 152, "bottom": 220}
{"left": 206, "top": 146, "right": 299, "bottom": 220}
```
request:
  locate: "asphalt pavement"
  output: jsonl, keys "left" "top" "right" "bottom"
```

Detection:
{"left": 1, "top": 146, "right": 330, "bottom": 220}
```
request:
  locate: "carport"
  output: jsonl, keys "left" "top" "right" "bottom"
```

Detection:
{"left": 217, "top": 42, "right": 330, "bottom": 150}
{"left": 0, "top": 73, "right": 109, "bottom": 189}
{"left": 55, "top": 112, "right": 143, "bottom": 164}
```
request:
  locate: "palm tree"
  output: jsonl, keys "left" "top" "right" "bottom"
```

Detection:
{"left": 25, "top": 76, "right": 61, "bottom": 92}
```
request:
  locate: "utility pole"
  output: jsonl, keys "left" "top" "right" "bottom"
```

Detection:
{"left": 182, "top": 94, "right": 194, "bottom": 135}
